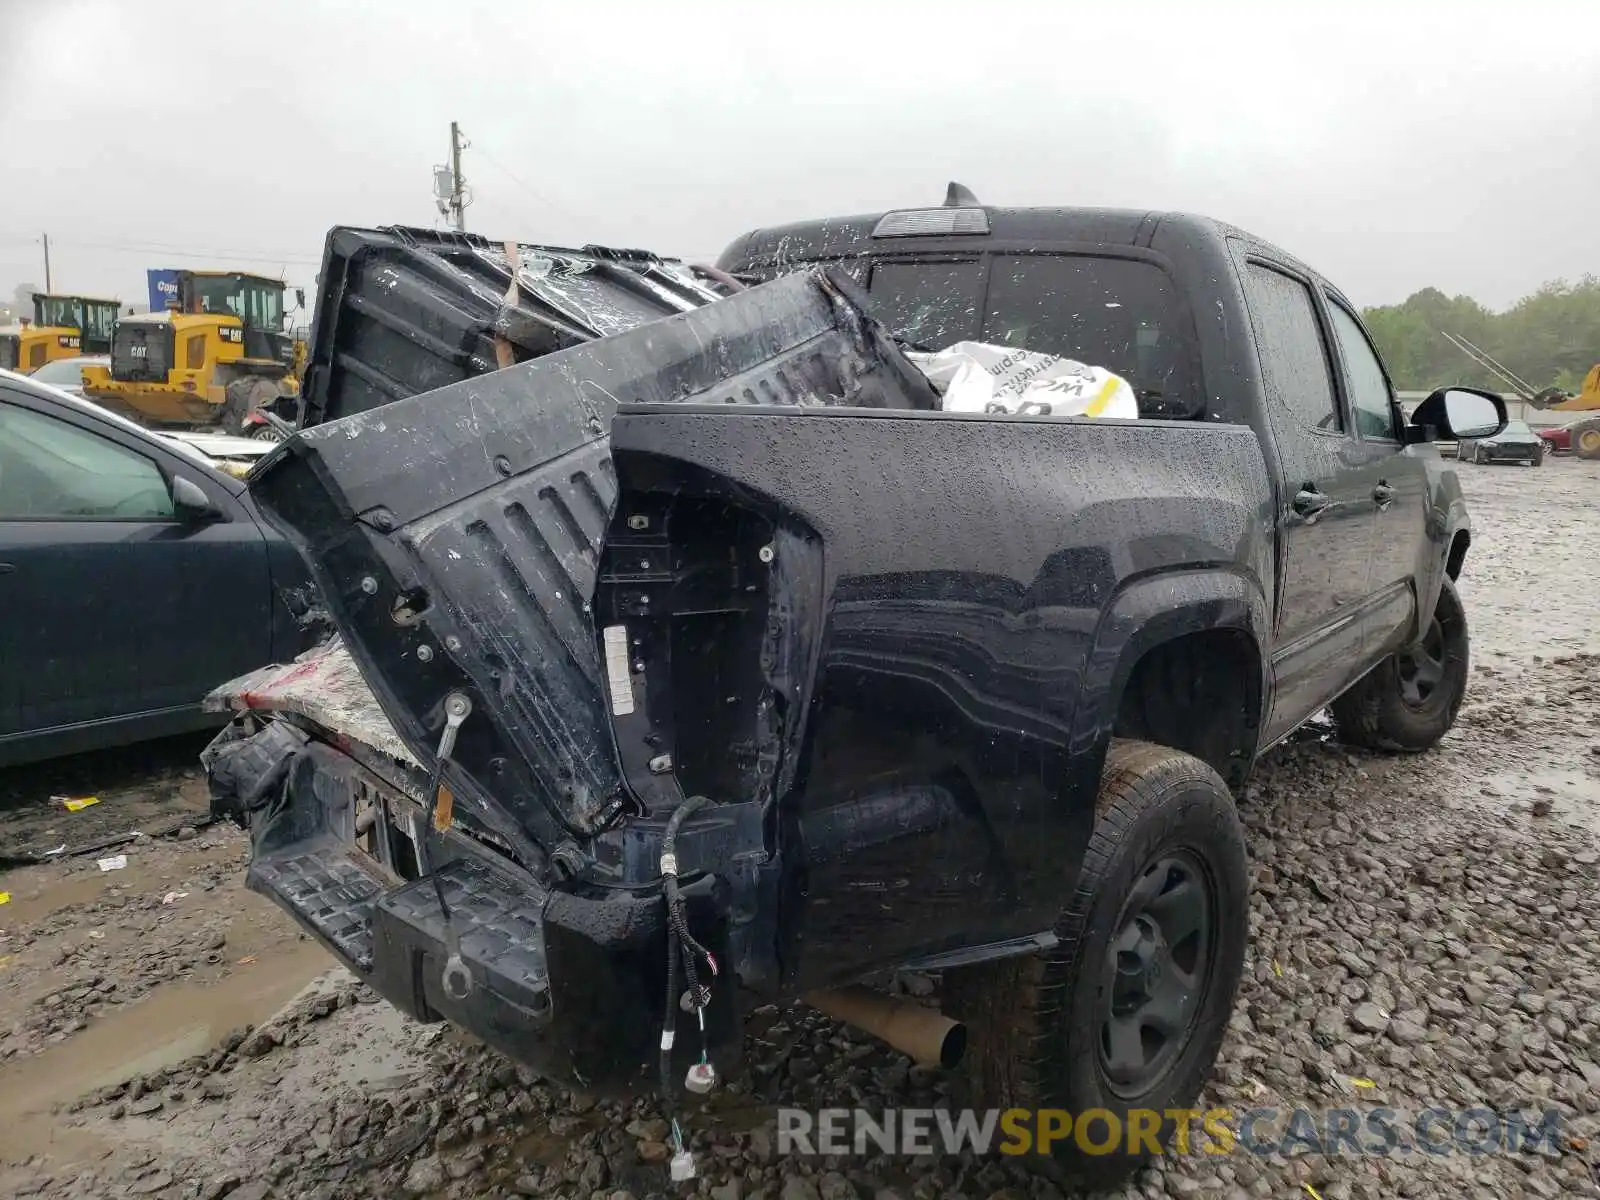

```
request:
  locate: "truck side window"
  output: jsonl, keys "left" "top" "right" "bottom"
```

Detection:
{"left": 1326, "top": 300, "right": 1397, "bottom": 441}
{"left": 1243, "top": 264, "right": 1341, "bottom": 433}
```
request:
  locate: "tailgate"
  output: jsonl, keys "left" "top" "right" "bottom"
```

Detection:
{"left": 246, "top": 267, "right": 937, "bottom": 852}
{"left": 297, "top": 226, "right": 726, "bottom": 428}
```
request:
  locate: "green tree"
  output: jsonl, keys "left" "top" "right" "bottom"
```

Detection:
{"left": 1362, "top": 277, "right": 1600, "bottom": 394}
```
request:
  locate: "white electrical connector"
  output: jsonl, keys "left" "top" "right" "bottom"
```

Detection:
{"left": 669, "top": 1149, "right": 697, "bottom": 1182}
{"left": 685, "top": 1061, "right": 717, "bottom": 1094}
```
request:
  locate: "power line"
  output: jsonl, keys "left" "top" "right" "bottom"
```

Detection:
{"left": 0, "top": 234, "right": 320, "bottom": 266}
{"left": 61, "top": 240, "right": 321, "bottom": 266}
{"left": 470, "top": 141, "right": 583, "bottom": 223}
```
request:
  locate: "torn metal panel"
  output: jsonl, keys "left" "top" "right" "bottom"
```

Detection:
{"left": 247, "top": 267, "right": 938, "bottom": 851}
{"left": 298, "top": 226, "right": 724, "bottom": 428}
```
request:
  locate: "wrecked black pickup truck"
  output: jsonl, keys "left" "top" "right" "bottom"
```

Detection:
{"left": 204, "top": 205, "right": 1506, "bottom": 1183}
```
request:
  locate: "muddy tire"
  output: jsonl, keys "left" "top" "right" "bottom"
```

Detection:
{"left": 1575, "top": 421, "right": 1600, "bottom": 461}
{"left": 942, "top": 739, "right": 1248, "bottom": 1190}
{"left": 1331, "top": 575, "right": 1468, "bottom": 752}
{"left": 221, "top": 378, "right": 281, "bottom": 436}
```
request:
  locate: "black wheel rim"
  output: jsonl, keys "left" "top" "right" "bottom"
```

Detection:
{"left": 1098, "top": 849, "right": 1215, "bottom": 1098}
{"left": 1397, "top": 615, "right": 1446, "bottom": 708}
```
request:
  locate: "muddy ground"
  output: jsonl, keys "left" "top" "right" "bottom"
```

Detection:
{"left": 1, "top": 456, "right": 1598, "bottom": 1200}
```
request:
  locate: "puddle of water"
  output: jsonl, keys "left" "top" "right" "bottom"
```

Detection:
{"left": 0, "top": 938, "right": 335, "bottom": 1159}
{"left": 0, "top": 840, "right": 237, "bottom": 929}
{"left": 1473, "top": 764, "right": 1600, "bottom": 833}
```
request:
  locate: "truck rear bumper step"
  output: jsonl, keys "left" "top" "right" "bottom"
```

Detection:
{"left": 234, "top": 726, "right": 739, "bottom": 1091}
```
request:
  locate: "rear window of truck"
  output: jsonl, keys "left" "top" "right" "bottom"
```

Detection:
{"left": 861, "top": 254, "right": 1200, "bottom": 418}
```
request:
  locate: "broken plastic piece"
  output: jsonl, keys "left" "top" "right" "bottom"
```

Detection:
{"left": 162, "top": 891, "right": 189, "bottom": 905}
{"left": 669, "top": 1150, "right": 696, "bottom": 1182}
{"left": 97, "top": 854, "right": 127, "bottom": 872}
{"left": 433, "top": 784, "right": 455, "bottom": 833}
{"left": 54, "top": 795, "right": 99, "bottom": 812}
{"left": 0, "top": 892, "right": 10, "bottom": 905}
{"left": 684, "top": 1061, "right": 717, "bottom": 1095}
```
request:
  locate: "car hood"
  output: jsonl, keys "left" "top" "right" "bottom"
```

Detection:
{"left": 159, "top": 431, "right": 275, "bottom": 459}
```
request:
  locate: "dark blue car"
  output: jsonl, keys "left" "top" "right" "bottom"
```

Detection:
{"left": 0, "top": 368, "right": 313, "bottom": 766}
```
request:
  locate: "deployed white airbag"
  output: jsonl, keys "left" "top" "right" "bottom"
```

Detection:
{"left": 910, "top": 341, "right": 1138, "bottom": 419}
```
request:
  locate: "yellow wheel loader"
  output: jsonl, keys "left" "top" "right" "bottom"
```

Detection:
{"left": 1537, "top": 365, "right": 1600, "bottom": 460}
{"left": 80, "top": 271, "right": 304, "bottom": 434}
{"left": 0, "top": 293, "right": 121, "bottom": 372}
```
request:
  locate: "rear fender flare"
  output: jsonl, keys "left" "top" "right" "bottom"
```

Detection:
{"left": 1068, "top": 568, "right": 1271, "bottom": 767}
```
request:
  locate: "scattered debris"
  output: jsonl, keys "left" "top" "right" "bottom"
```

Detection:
{"left": 52, "top": 796, "right": 99, "bottom": 813}
{"left": 96, "top": 855, "right": 127, "bottom": 872}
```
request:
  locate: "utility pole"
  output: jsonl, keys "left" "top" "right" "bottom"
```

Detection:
{"left": 448, "top": 121, "right": 467, "bottom": 232}
{"left": 41, "top": 232, "right": 51, "bottom": 292}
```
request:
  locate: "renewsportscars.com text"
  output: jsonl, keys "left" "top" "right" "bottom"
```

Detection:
{"left": 776, "top": 1106, "right": 1563, "bottom": 1159}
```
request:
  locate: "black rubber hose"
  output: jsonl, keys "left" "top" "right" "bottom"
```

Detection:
{"left": 662, "top": 795, "right": 715, "bottom": 971}
{"left": 660, "top": 931, "right": 681, "bottom": 1108}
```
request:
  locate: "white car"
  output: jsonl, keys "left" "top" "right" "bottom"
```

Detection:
{"left": 153, "top": 430, "right": 277, "bottom": 479}
{"left": 26, "top": 354, "right": 111, "bottom": 398}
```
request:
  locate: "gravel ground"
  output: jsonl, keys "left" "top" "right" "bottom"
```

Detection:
{"left": 1, "top": 455, "right": 1597, "bottom": 1200}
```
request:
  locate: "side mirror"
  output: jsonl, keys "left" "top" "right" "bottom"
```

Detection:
{"left": 1408, "top": 387, "right": 1507, "bottom": 443}
{"left": 295, "top": 288, "right": 306, "bottom": 310}
{"left": 172, "top": 475, "right": 223, "bottom": 522}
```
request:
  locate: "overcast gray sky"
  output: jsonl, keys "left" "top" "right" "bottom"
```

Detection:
{"left": 2, "top": 0, "right": 1595, "bottom": 313}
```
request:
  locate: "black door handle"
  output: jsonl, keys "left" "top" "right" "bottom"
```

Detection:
{"left": 1292, "top": 488, "right": 1332, "bottom": 523}
{"left": 1373, "top": 483, "right": 1396, "bottom": 509}
{"left": 0, "top": 563, "right": 13, "bottom": 574}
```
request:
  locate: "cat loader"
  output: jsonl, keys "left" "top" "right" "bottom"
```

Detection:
{"left": 0, "top": 293, "right": 121, "bottom": 372}
{"left": 80, "top": 271, "right": 304, "bottom": 434}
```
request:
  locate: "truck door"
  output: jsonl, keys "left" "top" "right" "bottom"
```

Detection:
{"left": 1323, "top": 294, "right": 1428, "bottom": 658}
{"left": 1238, "top": 260, "right": 1378, "bottom": 741}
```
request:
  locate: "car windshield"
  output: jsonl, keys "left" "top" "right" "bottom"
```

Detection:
{"left": 1499, "top": 421, "right": 1532, "bottom": 437}
{"left": 862, "top": 254, "right": 1199, "bottom": 417}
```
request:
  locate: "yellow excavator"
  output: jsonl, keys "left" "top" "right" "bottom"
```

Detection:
{"left": 1442, "top": 332, "right": 1600, "bottom": 460}
{"left": 0, "top": 293, "right": 121, "bottom": 373}
{"left": 81, "top": 270, "right": 305, "bottom": 435}
{"left": 1534, "top": 364, "right": 1600, "bottom": 459}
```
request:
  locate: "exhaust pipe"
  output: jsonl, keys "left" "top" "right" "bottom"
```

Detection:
{"left": 804, "top": 985, "right": 966, "bottom": 1069}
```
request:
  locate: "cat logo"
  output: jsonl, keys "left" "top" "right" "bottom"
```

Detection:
{"left": 219, "top": 327, "right": 244, "bottom": 344}
{"left": 57, "top": 335, "right": 81, "bottom": 350}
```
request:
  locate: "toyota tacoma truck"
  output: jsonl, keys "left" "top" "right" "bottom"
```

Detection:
{"left": 204, "top": 206, "right": 1504, "bottom": 1185}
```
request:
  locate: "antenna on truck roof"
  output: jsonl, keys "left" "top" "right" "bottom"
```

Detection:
{"left": 944, "top": 181, "right": 981, "bottom": 207}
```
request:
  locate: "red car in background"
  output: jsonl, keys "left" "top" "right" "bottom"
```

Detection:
{"left": 1537, "top": 421, "right": 1579, "bottom": 454}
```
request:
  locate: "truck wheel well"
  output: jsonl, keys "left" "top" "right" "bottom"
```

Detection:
{"left": 1446, "top": 531, "right": 1470, "bottom": 580}
{"left": 1113, "top": 629, "right": 1261, "bottom": 792}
